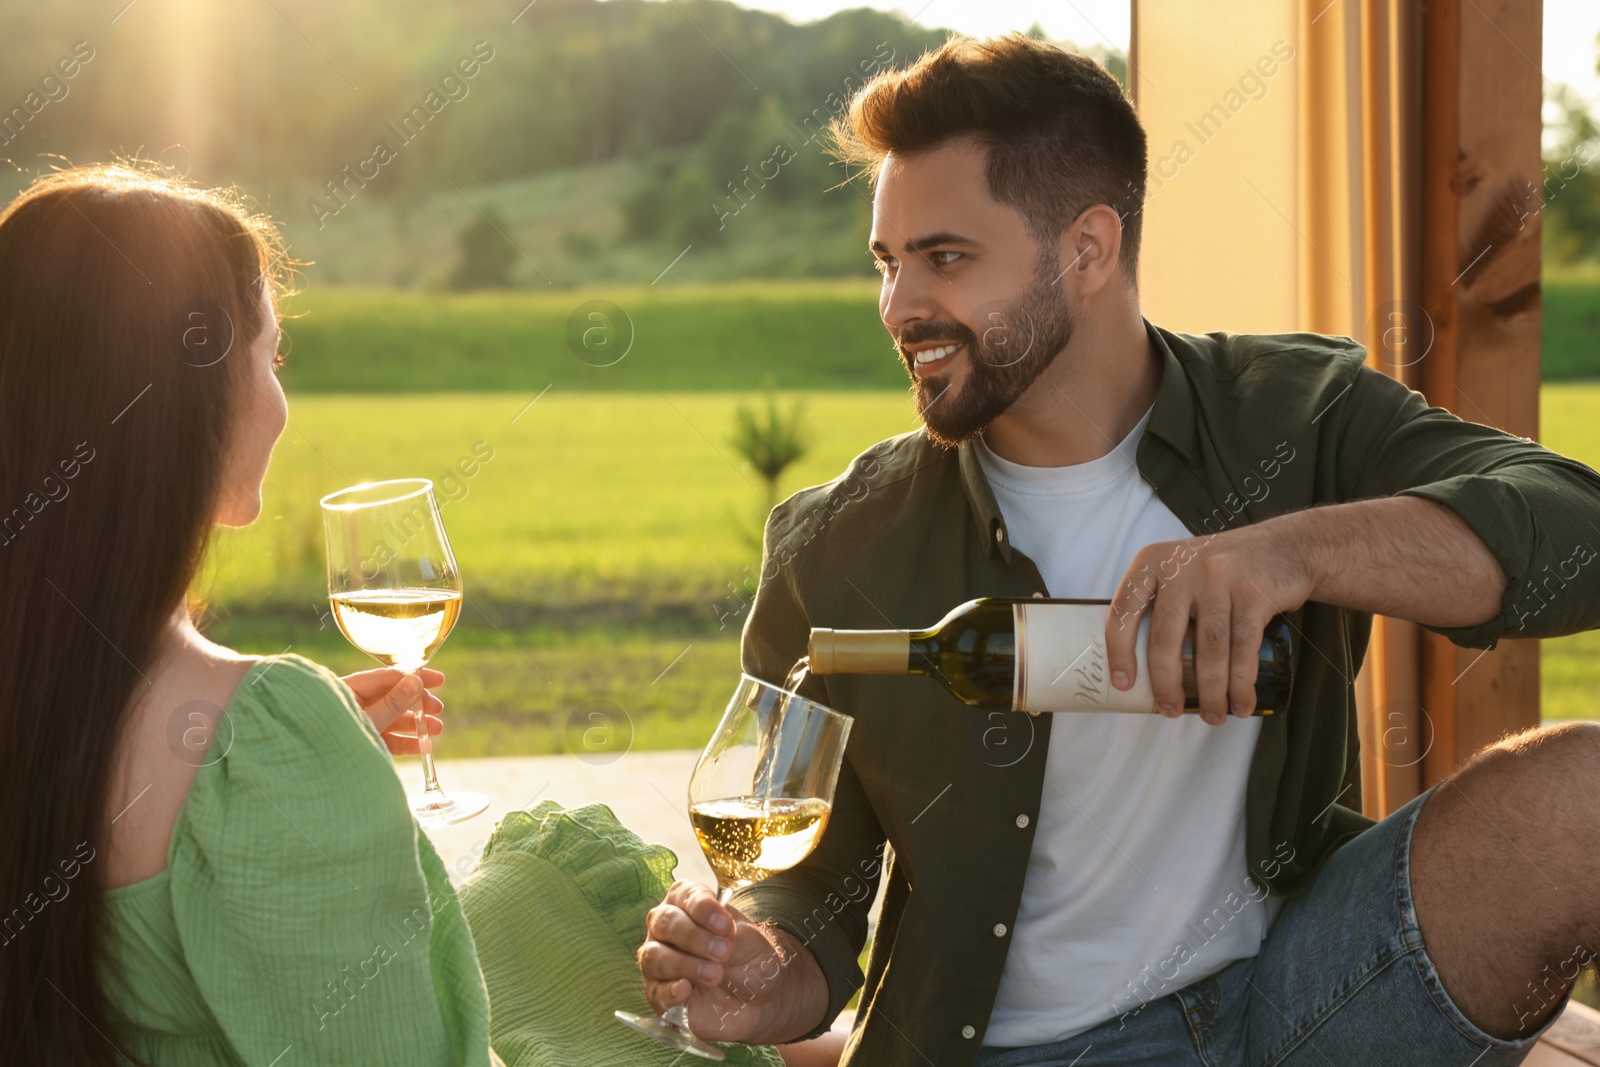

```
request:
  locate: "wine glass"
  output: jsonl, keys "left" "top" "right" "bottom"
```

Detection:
{"left": 615, "top": 673, "right": 853, "bottom": 1061}
{"left": 320, "top": 478, "right": 489, "bottom": 826}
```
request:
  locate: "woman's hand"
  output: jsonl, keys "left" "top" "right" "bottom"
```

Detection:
{"left": 341, "top": 667, "right": 445, "bottom": 755}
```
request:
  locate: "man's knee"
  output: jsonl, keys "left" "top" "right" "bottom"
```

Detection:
{"left": 1454, "top": 720, "right": 1600, "bottom": 815}
{"left": 1471, "top": 720, "right": 1600, "bottom": 770}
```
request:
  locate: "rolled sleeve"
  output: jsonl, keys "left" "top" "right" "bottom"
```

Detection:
{"left": 1339, "top": 364, "right": 1600, "bottom": 648}
{"left": 1394, "top": 473, "right": 1537, "bottom": 647}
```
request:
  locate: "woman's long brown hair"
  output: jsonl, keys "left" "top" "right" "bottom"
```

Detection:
{"left": 0, "top": 162, "right": 292, "bottom": 1064}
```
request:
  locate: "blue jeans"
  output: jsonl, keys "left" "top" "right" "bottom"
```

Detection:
{"left": 974, "top": 780, "right": 1573, "bottom": 1066}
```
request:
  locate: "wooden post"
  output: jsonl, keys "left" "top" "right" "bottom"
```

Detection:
{"left": 1418, "top": 0, "right": 1545, "bottom": 784}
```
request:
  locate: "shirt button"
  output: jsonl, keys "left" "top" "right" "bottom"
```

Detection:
{"left": 1031, "top": 591, "right": 1044, "bottom": 598}
{"left": 995, "top": 526, "right": 1006, "bottom": 544}
{"left": 1015, "top": 814, "right": 1030, "bottom": 828}
{"left": 993, "top": 923, "right": 1007, "bottom": 937}
{"left": 961, "top": 1025, "right": 976, "bottom": 1039}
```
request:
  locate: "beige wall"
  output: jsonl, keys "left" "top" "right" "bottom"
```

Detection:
{"left": 1132, "top": 3, "right": 1305, "bottom": 335}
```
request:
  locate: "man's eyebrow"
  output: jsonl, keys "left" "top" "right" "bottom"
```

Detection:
{"left": 869, "top": 231, "right": 983, "bottom": 256}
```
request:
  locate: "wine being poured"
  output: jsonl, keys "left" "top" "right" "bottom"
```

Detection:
{"left": 615, "top": 673, "right": 852, "bottom": 1061}
{"left": 689, "top": 796, "right": 832, "bottom": 887}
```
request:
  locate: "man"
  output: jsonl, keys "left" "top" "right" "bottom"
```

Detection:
{"left": 638, "top": 31, "right": 1600, "bottom": 1067}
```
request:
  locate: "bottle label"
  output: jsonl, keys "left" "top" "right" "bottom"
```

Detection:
{"left": 1013, "top": 603, "right": 1155, "bottom": 714}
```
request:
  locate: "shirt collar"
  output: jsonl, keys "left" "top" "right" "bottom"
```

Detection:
{"left": 958, "top": 317, "right": 1194, "bottom": 562}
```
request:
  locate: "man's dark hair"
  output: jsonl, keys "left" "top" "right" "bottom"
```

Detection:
{"left": 828, "top": 32, "right": 1148, "bottom": 280}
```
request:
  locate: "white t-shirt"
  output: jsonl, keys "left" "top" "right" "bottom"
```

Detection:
{"left": 976, "top": 405, "right": 1284, "bottom": 1048}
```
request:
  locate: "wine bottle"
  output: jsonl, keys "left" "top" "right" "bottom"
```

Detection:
{"left": 807, "top": 598, "right": 1295, "bottom": 715}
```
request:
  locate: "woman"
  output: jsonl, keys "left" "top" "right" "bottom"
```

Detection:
{"left": 0, "top": 163, "right": 839, "bottom": 1066}
{"left": 0, "top": 160, "right": 498, "bottom": 1065}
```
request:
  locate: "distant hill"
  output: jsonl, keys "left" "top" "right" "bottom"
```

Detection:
{"left": 285, "top": 146, "right": 883, "bottom": 290}
{"left": 0, "top": 0, "right": 1125, "bottom": 288}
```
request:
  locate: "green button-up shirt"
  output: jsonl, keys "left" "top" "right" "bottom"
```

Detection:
{"left": 727, "top": 319, "right": 1600, "bottom": 1065}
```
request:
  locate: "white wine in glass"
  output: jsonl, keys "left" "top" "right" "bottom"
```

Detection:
{"left": 615, "top": 673, "right": 852, "bottom": 1061}
{"left": 320, "top": 478, "right": 488, "bottom": 826}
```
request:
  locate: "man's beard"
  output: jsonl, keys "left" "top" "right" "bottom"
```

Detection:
{"left": 901, "top": 257, "right": 1076, "bottom": 448}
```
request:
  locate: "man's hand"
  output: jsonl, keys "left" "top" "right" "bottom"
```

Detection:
{"left": 1105, "top": 497, "right": 1508, "bottom": 725}
{"left": 1106, "top": 521, "right": 1313, "bottom": 725}
{"left": 638, "top": 880, "right": 827, "bottom": 1045}
{"left": 341, "top": 667, "right": 445, "bottom": 754}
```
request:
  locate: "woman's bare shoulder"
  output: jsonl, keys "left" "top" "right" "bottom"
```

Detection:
{"left": 103, "top": 628, "right": 263, "bottom": 888}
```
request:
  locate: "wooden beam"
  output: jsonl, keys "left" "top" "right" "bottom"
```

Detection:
{"left": 1539, "top": 1001, "right": 1600, "bottom": 1065}
{"left": 1418, "top": 0, "right": 1544, "bottom": 784}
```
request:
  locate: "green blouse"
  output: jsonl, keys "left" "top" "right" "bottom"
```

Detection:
{"left": 99, "top": 653, "right": 785, "bottom": 1067}
{"left": 101, "top": 654, "right": 498, "bottom": 1065}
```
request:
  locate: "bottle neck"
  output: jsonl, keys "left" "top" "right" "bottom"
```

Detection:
{"left": 809, "top": 628, "right": 916, "bottom": 674}
{"left": 906, "top": 635, "right": 940, "bottom": 677}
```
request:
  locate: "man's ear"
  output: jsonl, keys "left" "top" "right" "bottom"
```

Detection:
{"left": 1054, "top": 203, "right": 1125, "bottom": 296}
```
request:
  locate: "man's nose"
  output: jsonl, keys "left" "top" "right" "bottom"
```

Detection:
{"left": 881, "top": 271, "right": 942, "bottom": 337}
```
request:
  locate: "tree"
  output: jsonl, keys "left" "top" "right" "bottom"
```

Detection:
{"left": 704, "top": 106, "right": 755, "bottom": 188}
{"left": 623, "top": 182, "right": 668, "bottom": 240}
{"left": 446, "top": 203, "right": 519, "bottom": 290}
{"left": 667, "top": 164, "right": 725, "bottom": 246}
{"left": 1542, "top": 83, "right": 1600, "bottom": 265}
{"left": 730, "top": 394, "right": 810, "bottom": 512}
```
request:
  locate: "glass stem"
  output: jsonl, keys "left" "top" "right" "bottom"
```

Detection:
{"left": 412, "top": 670, "right": 444, "bottom": 796}
{"left": 420, "top": 751, "right": 444, "bottom": 796}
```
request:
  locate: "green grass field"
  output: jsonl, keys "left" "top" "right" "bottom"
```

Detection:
{"left": 276, "top": 280, "right": 899, "bottom": 393}
{"left": 1543, "top": 265, "right": 1600, "bottom": 380}
{"left": 199, "top": 392, "right": 917, "bottom": 756}
{"left": 199, "top": 383, "right": 1600, "bottom": 755}
{"left": 1529, "top": 383, "right": 1600, "bottom": 721}
{"left": 276, "top": 269, "right": 1600, "bottom": 393}
{"left": 199, "top": 273, "right": 1600, "bottom": 755}
{"left": 203, "top": 392, "right": 917, "bottom": 604}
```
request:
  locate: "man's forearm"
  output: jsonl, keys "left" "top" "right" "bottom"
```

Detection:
{"left": 758, "top": 925, "right": 832, "bottom": 1044}
{"left": 1276, "top": 496, "right": 1507, "bottom": 627}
